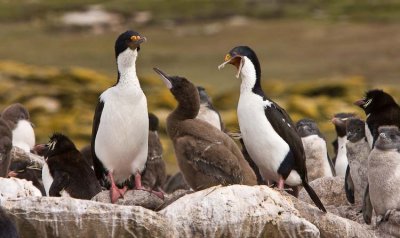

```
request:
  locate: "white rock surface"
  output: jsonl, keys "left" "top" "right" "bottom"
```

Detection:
{"left": 161, "top": 185, "right": 320, "bottom": 238}
{"left": 2, "top": 197, "right": 175, "bottom": 238}
{"left": 0, "top": 177, "right": 42, "bottom": 202}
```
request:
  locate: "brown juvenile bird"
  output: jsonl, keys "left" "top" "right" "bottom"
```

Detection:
{"left": 153, "top": 67, "right": 257, "bottom": 190}
{"left": 141, "top": 113, "right": 167, "bottom": 192}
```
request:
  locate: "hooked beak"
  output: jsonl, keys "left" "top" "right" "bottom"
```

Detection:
{"left": 153, "top": 67, "right": 173, "bottom": 89}
{"left": 218, "top": 53, "right": 244, "bottom": 78}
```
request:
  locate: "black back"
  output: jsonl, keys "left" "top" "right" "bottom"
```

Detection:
{"left": 45, "top": 133, "right": 101, "bottom": 199}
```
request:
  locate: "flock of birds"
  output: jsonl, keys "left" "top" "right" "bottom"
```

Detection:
{"left": 0, "top": 30, "right": 400, "bottom": 237}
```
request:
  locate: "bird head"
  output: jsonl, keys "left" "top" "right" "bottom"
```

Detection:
{"left": 153, "top": 67, "right": 200, "bottom": 119}
{"left": 296, "top": 118, "right": 320, "bottom": 137}
{"left": 1, "top": 103, "right": 30, "bottom": 124}
{"left": 43, "top": 133, "right": 77, "bottom": 159}
{"left": 218, "top": 46, "right": 261, "bottom": 79}
{"left": 375, "top": 126, "right": 400, "bottom": 151}
{"left": 346, "top": 118, "right": 365, "bottom": 143}
{"left": 114, "top": 30, "right": 146, "bottom": 58}
{"left": 354, "top": 89, "right": 397, "bottom": 115}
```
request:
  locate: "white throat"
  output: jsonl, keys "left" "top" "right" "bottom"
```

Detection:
{"left": 116, "top": 48, "right": 140, "bottom": 87}
{"left": 239, "top": 57, "right": 257, "bottom": 94}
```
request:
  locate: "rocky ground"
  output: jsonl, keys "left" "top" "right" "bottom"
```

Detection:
{"left": 1, "top": 174, "right": 399, "bottom": 237}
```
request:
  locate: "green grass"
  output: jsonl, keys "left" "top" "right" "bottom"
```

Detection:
{"left": 0, "top": 19, "right": 399, "bottom": 92}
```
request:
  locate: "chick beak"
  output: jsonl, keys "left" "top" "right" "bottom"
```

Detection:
{"left": 153, "top": 67, "right": 173, "bottom": 89}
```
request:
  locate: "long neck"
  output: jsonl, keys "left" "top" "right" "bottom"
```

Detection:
{"left": 116, "top": 48, "right": 140, "bottom": 88}
{"left": 167, "top": 89, "right": 200, "bottom": 139}
{"left": 173, "top": 93, "right": 200, "bottom": 120}
{"left": 239, "top": 57, "right": 262, "bottom": 95}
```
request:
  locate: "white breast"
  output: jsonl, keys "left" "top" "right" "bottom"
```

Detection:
{"left": 196, "top": 104, "right": 221, "bottom": 130}
{"left": 12, "top": 120, "right": 35, "bottom": 153}
{"left": 95, "top": 85, "right": 149, "bottom": 184}
{"left": 238, "top": 92, "right": 301, "bottom": 186}
{"left": 42, "top": 163, "right": 53, "bottom": 196}
{"left": 335, "top": 136, "right": 348, "bottom": 177}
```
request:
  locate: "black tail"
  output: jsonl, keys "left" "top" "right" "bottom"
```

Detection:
{"left": 302, "top": 180, "right": 327, "bottom": 212}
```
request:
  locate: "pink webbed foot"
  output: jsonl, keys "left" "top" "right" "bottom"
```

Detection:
{"left": 108, "top": 172, "right": 127, "bottom": 203}
{"left": 134, "top": 172, "right": 165, "bottom": 199}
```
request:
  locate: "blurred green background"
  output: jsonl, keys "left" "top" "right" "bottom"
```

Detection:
{"left": 0, "top": 0, "right": 399, "bottom": 174}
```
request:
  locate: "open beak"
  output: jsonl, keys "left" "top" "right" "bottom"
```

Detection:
{"left": 218, "top": 53, "right": 244, "bottom": 78}
{"left": 153, "top": 67, "right": 172, "bottom": 89}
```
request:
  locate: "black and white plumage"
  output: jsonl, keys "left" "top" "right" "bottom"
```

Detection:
{"left": 1, "top": 103, "right": 35, "bottom": 153}
{"left": 345, "top": 118, "right": 371, "bottom": 204}
{"left": 331, "top": 113, "right": 356, "bottom": 177}
{"left": 355, "top": 89, "right": 400, "bottom": 148}
{"left": 42, "top": 133, "right": 101, "bottom": 199}
{"left": 219, "top": 46, "right": 326, "bottom": 212}
{"left": 0, "top": 207, "right": 19, "bottom": 238}
{"left": 296, "top": 118, "right": 335, "bottom": 182}
{"left": 196, "top": 86, "right": 224, "bottom": 131}
{"left": 363, "top": 126, "right": 400, "bottom": 224}
{"left": 0, "top": 118, "right": 12, "bottom": 178}
{"left": 91, "top": 30, "right": 149, "bottom": 203}
{"left": 141, "top": 113, "right": 167, "bottom": 191}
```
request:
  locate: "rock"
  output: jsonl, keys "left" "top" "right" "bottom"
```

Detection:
{"left": 0, "top": 177, "right": 42, "bottom": 202}
{"left": 161, "top": 185, "right": 320, "bottom": 237}
{"left": 299, "top": 176, "right": 348, "bottom": 208}
{"left": 1, "top": 184, "right": 391, "bottom": 237}
{"left": 377, "top": 210, "right": 400, "bottom": 238}
{"left": 289, "top": 194, "right": 378, "bottom": 238}
{"left": 92, "top": 190, "right": 164, "bottom": 210}
{"left": 10, "top": 147, "right": 45, "bottom": 169}
{"left": 156, "top": 189, "right": 192, "bottom": 211}
{"left": 1, "top": 197, "right": 174, "bottom": 238}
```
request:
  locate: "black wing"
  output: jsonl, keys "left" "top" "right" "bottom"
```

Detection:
{"left": 362, "top": 184, "right": 372, "bottom": 224}
{"left": 264, "top": 100, "right": 307, "bottom": 180}
{"left": 344, "top": 165, "right": 355, "bottom": 204}
{"left": 91, "top": 100, "right": 109, "bottom": 187}
{"left": 49, "top": 171, "right": 70, "bottom": 197}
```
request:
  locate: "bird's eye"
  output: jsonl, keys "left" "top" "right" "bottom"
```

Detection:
{"left": 130, "top": 35, "right": 140, "bottom": 41}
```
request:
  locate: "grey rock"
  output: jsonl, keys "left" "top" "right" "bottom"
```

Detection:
{"left": 299, "top": 176, "right": 348, "bottom": 208}
{"left": 92, "top": 190, "right": 164, "bottom": 210}
{"left": 1, "top": 196, "right": 175, "bottom": 238}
